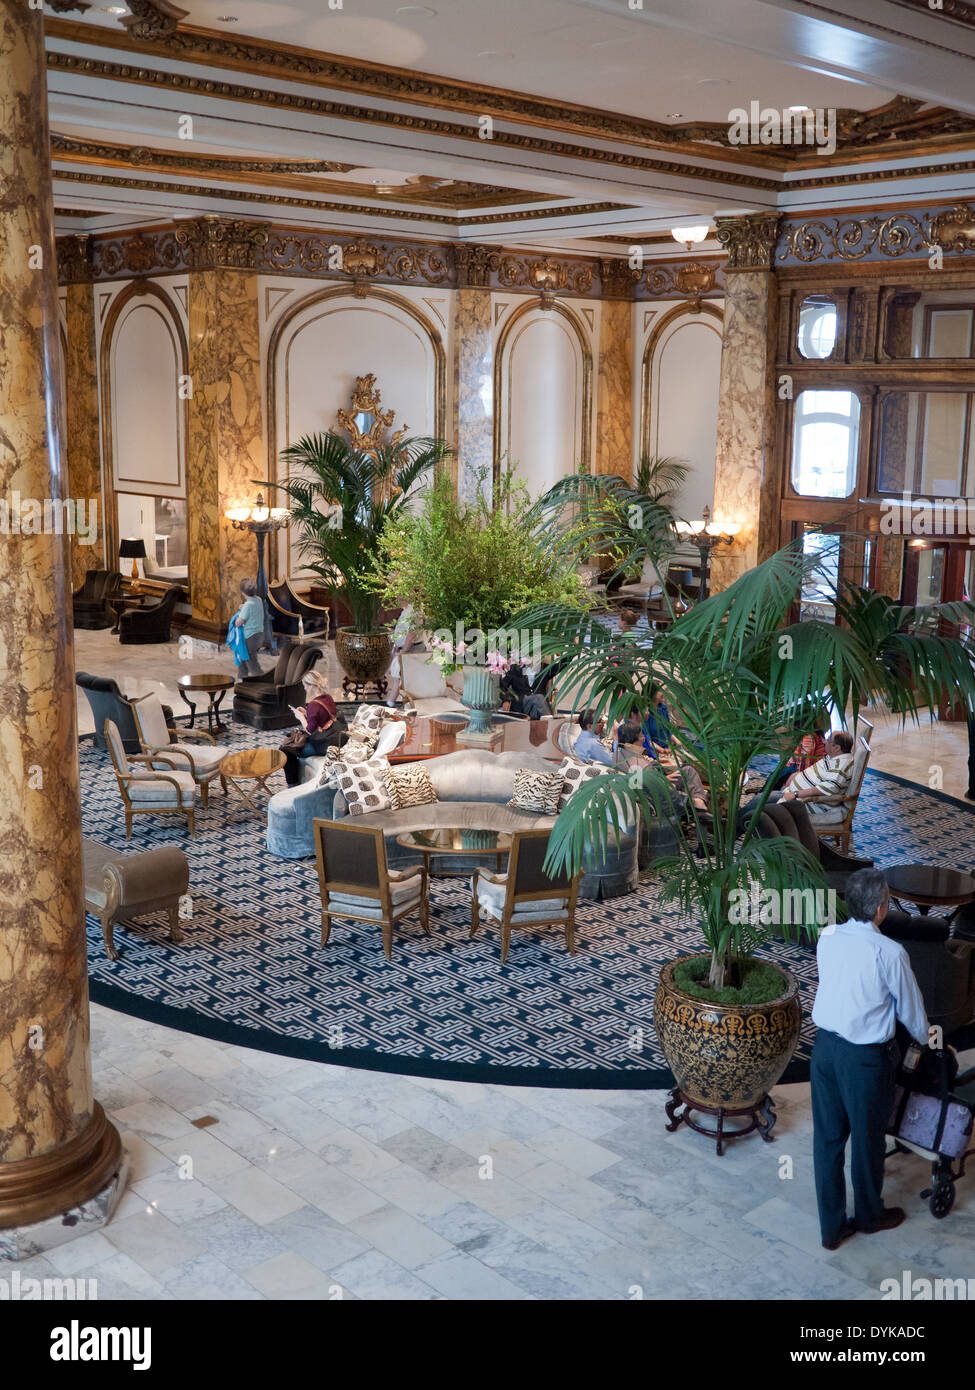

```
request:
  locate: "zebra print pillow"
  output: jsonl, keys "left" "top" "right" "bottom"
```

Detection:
{"left": 507, "top": 767, "right": 564, "bottom": 816}
{"left": 383, "top": 765, "right": 438, "bottom": 810}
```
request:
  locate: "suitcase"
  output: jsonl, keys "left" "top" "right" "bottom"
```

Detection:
{"left": 888, "top": 1085, "right": 973, "bottom": 1160}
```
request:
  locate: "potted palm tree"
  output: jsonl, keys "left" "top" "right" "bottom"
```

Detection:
{"left": 266, "top": 432, "right": 449, "bottom": 690}
{"left": 517, "top": 535, "right": 975, "bottom": 1136}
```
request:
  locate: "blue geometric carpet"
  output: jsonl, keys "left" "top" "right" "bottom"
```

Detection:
{"left": 80, "top": 727, "right": 975, "bottom": 1089}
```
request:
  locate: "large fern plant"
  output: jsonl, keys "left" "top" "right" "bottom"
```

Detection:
{"left": 265, "top": 433, "right": 449, "bottom": 633}
{"left": 516, "top": 537, "right": 975, "bottom": 993}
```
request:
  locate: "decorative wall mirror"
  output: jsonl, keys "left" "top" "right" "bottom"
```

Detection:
{"left": 335, "top": 373, "right": 408, "bottom": 455}
{"left": 883, "top": 288, "right": 975, "bottom": 360}
{"left": 796, "top": 294, "right": 838, "bottom": 360}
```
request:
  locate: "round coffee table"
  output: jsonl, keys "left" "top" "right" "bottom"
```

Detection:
{"left": 177, "top": 672, "right": 235, "bottom": 735}
{"left": 884, "top": 864, "right": 975, "bottom": 915}
{"left": 396, "top": 828, "right": 512, "bottom": 875}
{"left": 220, "top": 748, "right": 287, "bottom": 819}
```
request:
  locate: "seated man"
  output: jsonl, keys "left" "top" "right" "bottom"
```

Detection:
{"left": 500, "top": 663, "right": 551, "bottom": 720}
{"left": 778, "top": 729, "right": 855, "bottom": 816}
{"left": 641, "top": 684, "right": 672, "bottom": 755}
{"left": 574, "top": 708, "right": 615, "bottom": 765}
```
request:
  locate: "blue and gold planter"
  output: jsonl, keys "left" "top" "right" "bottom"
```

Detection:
{"left": 654, "top": 956, "right": 801, "bottom": 1111}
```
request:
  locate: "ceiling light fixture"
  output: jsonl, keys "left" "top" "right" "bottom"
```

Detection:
{"left": 667, "top": 112, "right": 684, "bottom": 120}
{"left": 477, "top": 50, "right": 514, "bottom": 60}
{"left": 217, "top": 14, "right": 239, "bottom": 20}
{"left": 788, "top": 105, "right": 811, "bottom": 113}
{"left": 670, "top": 224, "right": 710, "bottom": 251}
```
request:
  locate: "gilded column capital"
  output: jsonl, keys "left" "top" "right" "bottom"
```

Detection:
{"left": 454, "top": 244, "right": 500, "bottom": 289}
{"left": 598, "top": 257, "right": 638, "bottom": 300}
{"left": 56, "top": 232, "right": 94, "bottom": 284}
{"left": 714, "top": 213, "right": 782, "bottom": 271}
{"left": 173, "top": 215, "right": 270, "bottom": 270}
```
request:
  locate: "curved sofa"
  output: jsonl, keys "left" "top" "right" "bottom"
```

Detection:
{"left": 266, "top": 748, "right": 638, "bottom": 900}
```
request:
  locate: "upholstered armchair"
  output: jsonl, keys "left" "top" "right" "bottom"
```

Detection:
{"left": 130, "top": 692, "right": 226, "bottom": 808}
{"left": 471, "top": 827, "right": 581, "bottom": 962}
{"left": 882, "top": 904, "right": 975, "bottom": 1039}
{"left": 73, "top": 570, "right": 123, "bottom": 630}
{"left": 77, "top": 672, "right": 177, "bottom": 754}
{"left": 313, "top": 819, "right": 429, "bottom": 960}
{"left": 233, "top": 641, "right": 323, "bottom": 730}
{"left": 267, "top": 578, "right": 330, "bottom": 639}
{"left": 809, "top": 722, "right": 873, "bottom": 854}
{"left": 105, "top": 719, "right": 197, "bottom": 837}
{"left": 118, "top": 584, "right": 185, "bottom": 644}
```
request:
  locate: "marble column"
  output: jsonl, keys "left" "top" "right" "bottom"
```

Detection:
{"left": 0, "top": 0, "right": 122, "bottom": 1235}
{"left": 183, "top": 221, "right": 267, "bottom": 632}
{"left": 595, "top": 295, "right": 633, "bottom": 477}
{"left": 710, "top": 214, "right": 782, "bottom": 591}
{"left": 63, "top": 267, "right": 102, "bottom": 588}
{"left": 452, "top": 246, "right": 499, "bottom": 500}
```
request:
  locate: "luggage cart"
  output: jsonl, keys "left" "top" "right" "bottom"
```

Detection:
{"left": 885, "top": 1046, "right": 975, "bottom": 1219}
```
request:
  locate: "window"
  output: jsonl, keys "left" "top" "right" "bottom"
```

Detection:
{"left": 877, "top": 390, "right": 974, "bottom": 496}
{"left": 791, "top": 390, "right": 860, "bottom": 498}
{"left": 797, "top": 295, "right": 838, "bottom": 361}
{"left": 799, "top": 529, "right": 840, "bottom": 623}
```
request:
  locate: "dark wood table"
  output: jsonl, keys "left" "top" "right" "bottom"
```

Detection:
{"left": 176, "top": 672, "right": 235, "bottom": 735}
{"left": 389, "top": 715, "right": 565, "bottom": 763}
{"left": 884, "top": 864, "right": 975, "bottom": 915}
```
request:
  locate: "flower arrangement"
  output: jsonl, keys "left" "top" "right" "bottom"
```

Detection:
{"left": 427, "top": 633, "right": 513, "bottom": 677}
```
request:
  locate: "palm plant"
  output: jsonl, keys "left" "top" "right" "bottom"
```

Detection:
{"left": 516, "top": 537, "right": 975, "bottom": 994}
{"left": 265, "top": 433, "right": 449, "bottom": 633}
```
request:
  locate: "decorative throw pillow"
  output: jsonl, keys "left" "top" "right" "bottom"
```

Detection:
{"left": 383, "top": 765, "right": 438, "bottom": 811}
{"left": 348, "top": 704, "right": 395, "bottom": 739}
{"left": 317, "top": 741, "right": 374, "bottom": 785}
{"left": 334, "top": 758, "right": 391, "bottom": 816}
{"left": 507, "top": 767, "right": 564, "bottom": 816}
{"left": 556, "top": 757, "right": 611, "bottom": 811}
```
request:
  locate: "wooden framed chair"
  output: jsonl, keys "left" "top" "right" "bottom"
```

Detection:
{"left": 104, "top": 719, "right": 197, "bottom": 837}
{"left": 312, "top": 819, "right": 429, "bottom": 960}
{"left": 813, "top": 720, "right": 873, "bottom": 855}
{"left": 130, "top": 692, "right": 225, "bottom": 808}
{"left": 267, "top": 577, "right": 330, "bottom": 638}
{"left": 470, "top": 827, "right": 582, "bottom": 963}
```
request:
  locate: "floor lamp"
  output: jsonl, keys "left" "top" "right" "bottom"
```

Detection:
{"left": 676, "top": 508, "right": 741, "bottom": 601}
{"left": 224, "top": 494, "right": 291, "bottom": 650}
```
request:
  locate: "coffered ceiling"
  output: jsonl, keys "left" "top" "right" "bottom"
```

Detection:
{"left": 45, "top": 0, "right": 975, "bottom": 255}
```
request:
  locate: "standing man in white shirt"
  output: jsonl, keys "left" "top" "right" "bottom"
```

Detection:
{"left": 811, "top": 868, "right": 929, "bottom": 1251}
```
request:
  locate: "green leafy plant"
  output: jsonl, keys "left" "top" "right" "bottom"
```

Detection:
{"left": 516, "top": 536, "right": 975, "bottom": 996}
{"left": 264, "top": 433, "right": 449, "bottom": 633}
{"left": 376, "top": 465, "right": 589, "bottom": 659}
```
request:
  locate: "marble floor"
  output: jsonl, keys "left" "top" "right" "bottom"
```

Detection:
{"left": 54, "top": 626, "right": 974, "bottom": 1301}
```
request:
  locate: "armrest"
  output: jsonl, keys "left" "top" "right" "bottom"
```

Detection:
{"left": 819, "top": 840, "right": 873, "bottom": 873}
{"left": 176, "top": 728, "right": 217, "bottom": 745}
{"left": 294, "top": 782, "right": 341, "bottom": 839}
{"left": 388, "top": 865, "right": 423, "bottom": 884}
{"left": 147, "top": 745, "right": 194, "bottom": 770}
{"left": 477, "top": 868, "right": 508, "bottom": 886}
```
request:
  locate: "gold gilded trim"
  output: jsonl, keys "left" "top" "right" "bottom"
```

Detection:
{"left": 493, "top": 298, "right": 593, "bottom": 484}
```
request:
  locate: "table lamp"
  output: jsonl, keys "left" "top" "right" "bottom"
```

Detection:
{"left": 119, "top": 537, "right": 147, "bottom": 584}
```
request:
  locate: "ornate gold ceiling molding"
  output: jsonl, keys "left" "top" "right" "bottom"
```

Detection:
{"left": 885, "top": 0, "right": 975, "bottom": 24}
{"left": 44, "top": 50, "right": 781, "bottom": 193}
{"left": 120, "top": 0, "right": 188, "bottom": 41}
{"left": 51, "top": 166, "right": 627, "bottom": 228}
{"left": 44, "top": 19, "right": 975, "bottom": 168}
{"left": 49, "top": 133, "right": 556, "bottom": 209}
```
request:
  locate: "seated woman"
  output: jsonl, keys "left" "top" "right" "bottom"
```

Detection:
{"left": 641, "top": 684, "right": 672, "bottom": 756}
{"left": 281, "top": 669, "right": 348, "bottom": 786}
{"left": 771, "top": 718, "right": 828, "bottom": 791}
{"left": 617, "top": 720, "right": 707, "bottom": 810}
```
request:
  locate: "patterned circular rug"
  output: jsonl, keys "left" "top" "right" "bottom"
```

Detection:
{"left": 81, "top": 727, "right": 975, "bottom": 1088}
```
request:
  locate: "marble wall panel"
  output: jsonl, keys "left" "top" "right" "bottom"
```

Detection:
{"left": 63, "top": 281, "right": 102, "bottom": 587}
{"left": 186, "top": 269, "right": 263, "bottom": 628}
{"left": 452, "top": 287, "right": 492, "bottom": 500}
{"left": 595, "top": 299, "right": 632, "bottom": 478}
{"left": 711, "top": 271, "right": 780, "bottom": 590}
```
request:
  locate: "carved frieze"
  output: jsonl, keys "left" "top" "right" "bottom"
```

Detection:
{"left": 119, "top": 0, "right": 188, "bottom": 41}
{"left": 927, "top": 203, "right": 975, "bottom": 251}
{"left": 173, "top": 216, "right": 270, "bottom": 270}
{"left": 635, "top": 259, "right": 725, "bottom": 301}
{"left": 56, "top": 233, "right": 93, "bottom": 284}
{"left": 454, "top": 244, "right": 500, "bottom": 289}
{"left": 777, "top": 213, "right": 930, "bottom": 263}
{"left": 496, "top": 254, "right": 593, "bottom": 297}
{"left": 715, "top": 213, "right": 782, "bottom": 271}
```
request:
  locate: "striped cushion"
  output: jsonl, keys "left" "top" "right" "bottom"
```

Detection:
{"left": 383, "top": 765, "right": 438, "bottom": 810}
{"left": 507, "top": 767, "right": 563, "bottom": 816}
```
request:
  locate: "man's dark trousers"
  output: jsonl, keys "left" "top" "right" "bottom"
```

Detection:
{"left": 811, "top": 1027, "right": 898, "bottom": 1242}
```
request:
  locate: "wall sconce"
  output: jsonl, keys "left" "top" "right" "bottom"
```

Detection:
{"left": 669, "top": 224, "right": 710, "bottom": 253}
{"left": 224, "top": 492, "right": 291, "bottom": 645}
{"left": 675, "top": 506, "right": 741, "bottom": 599}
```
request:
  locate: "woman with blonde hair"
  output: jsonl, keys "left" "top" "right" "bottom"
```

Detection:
{"left": 281, "top": 668, "right": 348, "bottom": 786}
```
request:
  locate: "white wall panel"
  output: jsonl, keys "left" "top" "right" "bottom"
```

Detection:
{"left": 110, "top": 298, "right": 184, "bottom": 497}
